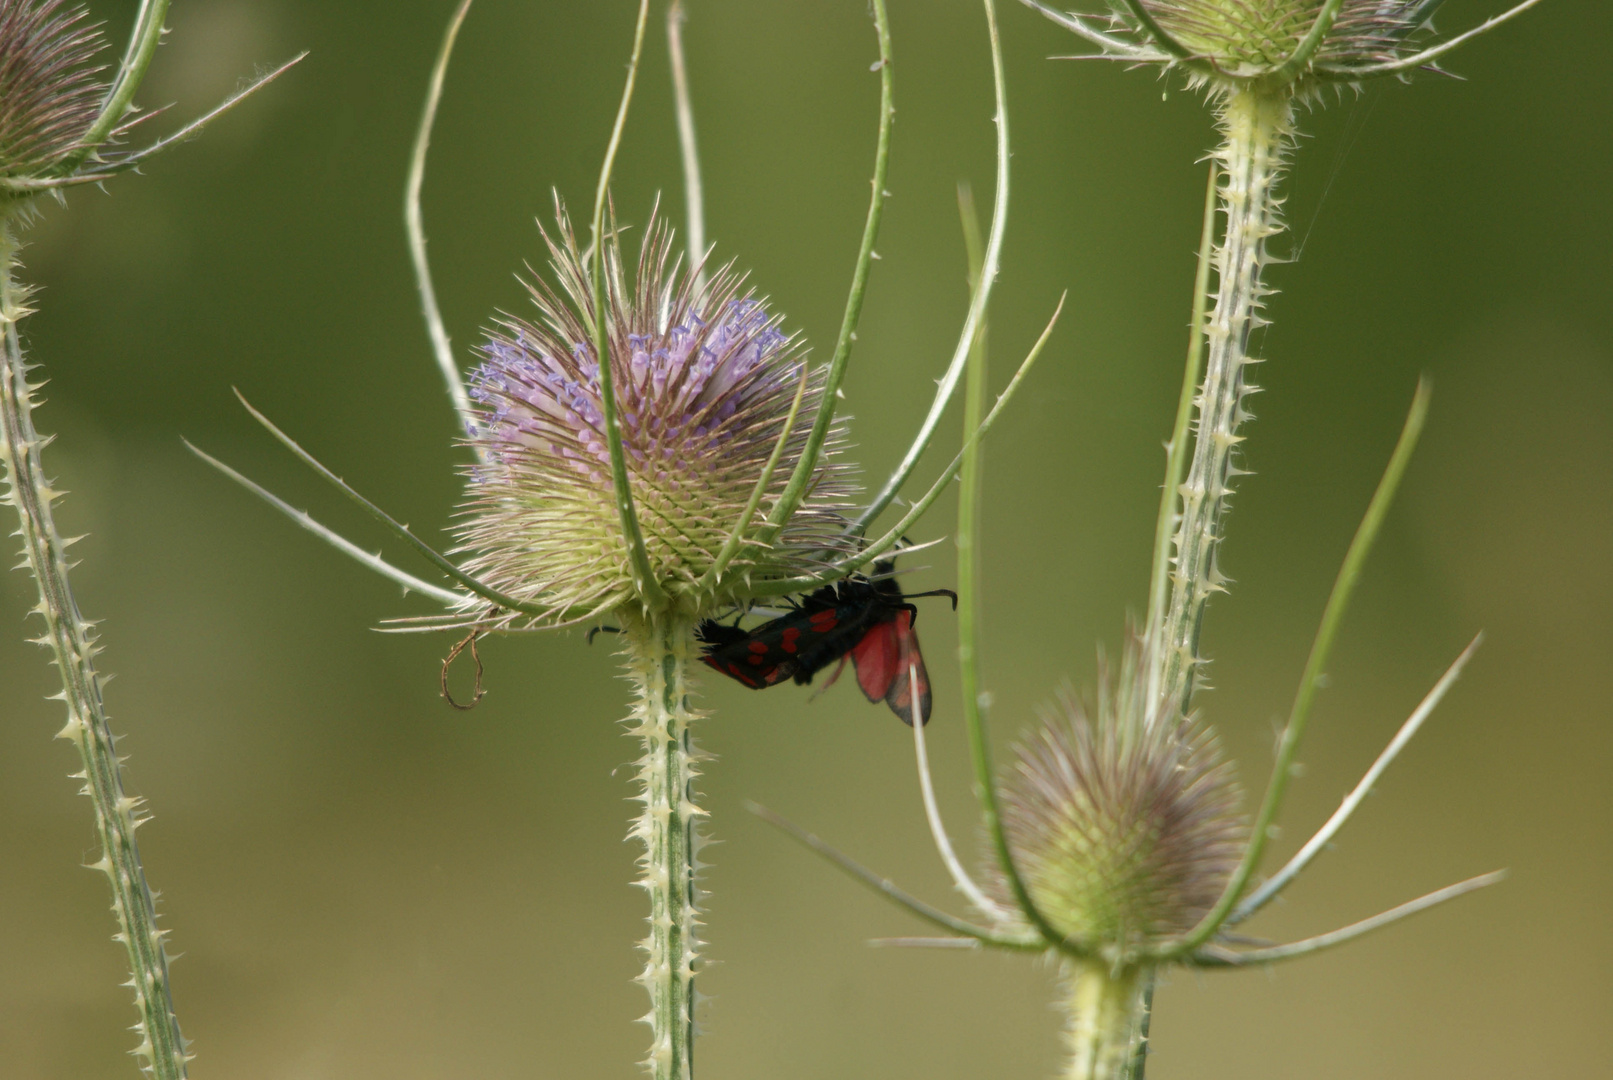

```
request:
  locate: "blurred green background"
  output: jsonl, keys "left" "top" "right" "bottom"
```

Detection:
{"left": 2, "top": 1, "right": 1608, "bottom": 1076}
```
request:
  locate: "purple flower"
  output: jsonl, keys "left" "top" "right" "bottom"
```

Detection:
{"left": 455, "top": 207, "right": 854, "bottom": 626}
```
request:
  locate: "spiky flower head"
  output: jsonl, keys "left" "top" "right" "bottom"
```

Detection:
{"left": 1029, "top": 0, "right": 1526, "bottom": 100}
{"left": 0, "top": 0, "right": 104, "bottom": 183}
{"left": 456, "top": 207, "right": 854, "bottom": 629}
{"left": 994, "top": 663, "right": 1245, "bottom": 960}
{"left": 1151, "top": 0, "right": 1439, "bottom": 77}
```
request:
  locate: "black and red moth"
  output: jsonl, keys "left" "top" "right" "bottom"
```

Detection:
{"left": 695, "top": 559, "right": 956, "bottom": 726}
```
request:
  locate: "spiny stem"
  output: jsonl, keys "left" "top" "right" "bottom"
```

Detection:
{"left": 623, "top": 612, "right": 703, "bottom": 1080}
{"left": 0, "top": 225, "right": 188, "bottom": 1078}
{"left": 1062, "top": 961, "right": 1146, "bottom": 1080}
{"left": 1148, "top": 87, "right": 1293, "bottom": 728}
{"left": 1126, "top": 976, "right": 1155, "bottom": 1080}
{"left": 1144, "top": 163, "right": 1218, "bottom": 650}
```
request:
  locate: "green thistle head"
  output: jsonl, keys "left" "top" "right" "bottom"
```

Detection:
{"left": 0, "top": 0, "right": 104, "bottom": 184}
{"left": 994, "top": 668, "right": 1245, "bottom": 960}
{"left": 455, "top": 207, "right": 854, "bottom": 629}
{"left": 1147, "top": 0, "right": 1440, "bottom": 78}
{"left": 1024, "top": 0, "right": 1543, "bottom": 99}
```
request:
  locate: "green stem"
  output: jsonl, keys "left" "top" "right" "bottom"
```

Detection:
{"left": 762, "top": 0, "right": 891, "bottom": 542}
{"left": 623, "top": 612, "right": 702, "bottom": 1080}
{"left": 854, "top": 0, "right": 1005, "bottom": 535}
{"left": 0, "top": 226, "right": 188, "bottom": 1077}
{"left": 956, "top": 181, "right": 987, "bottom": 734}
{"left": 1148, "top": 87, "right": 1292, "bottom": 727}
{"left": 952, "top": 40, "right": 1072, "bottom": 949}
{"left": 1061, "top": 961, "right": 1146, "bottom": 1080}
{"left": 1143, "top": 164, "right": 1217, "bottom": 649}
{"left": 666, "top": 0, "right": 707, "bottom": 295}
{"left": 1126, "top": 975, "right": 1155, "bottom": 1080}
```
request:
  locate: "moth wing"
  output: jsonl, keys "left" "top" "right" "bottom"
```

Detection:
{"left": 883, "top": 611, "right": 931, "bottom": 727}
{"left": 698, "top": 618, "right": 799, "bottom": 688}
{"left": 850, "top": 618, "right": 902, "bottom": 705}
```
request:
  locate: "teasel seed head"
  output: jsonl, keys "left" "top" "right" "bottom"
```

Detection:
{"left": 455, "top": 205, "right": 854, "bottom": 629}
{"left": 994, "top": 663, "right": 1245, "bottom": 961}
{"left": 0, "top": 0, "right": 104, "bottom": 184}
{"left": 1026, "top": 0, "right": 1537, "bottom": 102}
{"left": 1146, "top": 0, "right": 1441, "bottom": 82}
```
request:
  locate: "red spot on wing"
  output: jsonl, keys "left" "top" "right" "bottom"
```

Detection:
{"left": 850, "top": 618, "right": 901, "bottom": 705}
{"left": 780, "top": 626, "right": 801, "bottom": 653}
{"left": 808, "top": 610, "right": 838, "bottom": 632}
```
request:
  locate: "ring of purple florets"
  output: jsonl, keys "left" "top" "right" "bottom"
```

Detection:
{"left": 449, "top": 210, "right": 854, "bottom": 626}
{"left": 468, "top": 298, "right": 794, "bottom": 489}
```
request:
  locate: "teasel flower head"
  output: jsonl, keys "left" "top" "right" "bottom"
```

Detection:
{"left": 455, "top": 205, "right": 855, "bottom": 629}
{"left": 1022, "top": 0, "right": 1544, "bottom": 100}
{"left": 0, "top": 0, "right": 105, "bottom": 185}
{"left": 1147, "top": 0, "right": 1445, "bottom": 87}
{"left": 992, "top": 659, "right": 1245, "bottom": 963}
